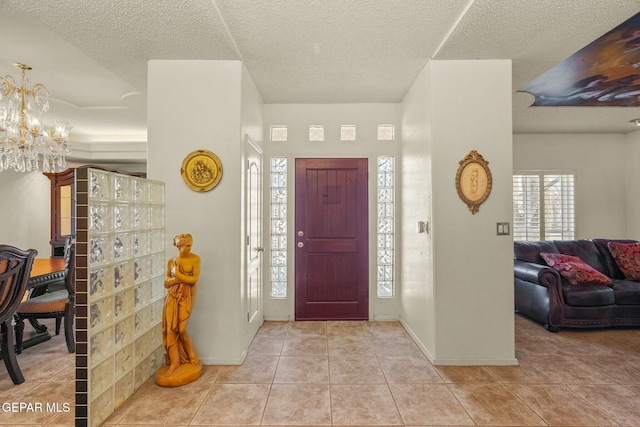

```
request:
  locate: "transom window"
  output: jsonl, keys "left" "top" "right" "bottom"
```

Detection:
{"left": 270, "top": 125, "right": 288, "bottom": 142}
{"left": 377, "top": 125, "right": 395, "bottom": 141}
{"left": 340, "top": 125, "right": 356, "bottom": 141}
{"left": 309, "top": 125, "right": 324, "bottom": 141}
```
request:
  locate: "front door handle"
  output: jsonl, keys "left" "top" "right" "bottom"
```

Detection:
{"left": 297, "top": 242, "right": 304, "bottom": 248}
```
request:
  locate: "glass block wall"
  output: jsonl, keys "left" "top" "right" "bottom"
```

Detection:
{"left": 75, "top": 168, "right": 166, "bottom": 426}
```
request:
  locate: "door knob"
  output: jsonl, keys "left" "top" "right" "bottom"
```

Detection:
{"left": 297, "top": 242, "right": 304, "bottom": 248}
{"left": 297, "top": 231, "right": 304, "bottom": 237}
{"left": 256, "top": 247, "right": 264, "bottom": 252}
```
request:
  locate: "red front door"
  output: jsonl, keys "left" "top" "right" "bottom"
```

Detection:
{"left": 295, "top": 158, "right": 368, "bottom": 320}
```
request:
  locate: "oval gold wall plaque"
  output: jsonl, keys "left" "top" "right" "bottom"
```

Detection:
{"left": 180, "top": 149, "right": 223, "bottom": 192}
{"left": 455, "top": 150, "right": 492, "bottom": 214}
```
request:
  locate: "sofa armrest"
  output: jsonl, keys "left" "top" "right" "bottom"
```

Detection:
{"left": 514, "top": 260, "right": 559, "bottom": 288}
{"left": 514, "top": 260, "right": 565, "bottom": 328}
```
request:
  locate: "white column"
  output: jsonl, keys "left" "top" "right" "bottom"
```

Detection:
{"left": 430, "top": 60, "right": 515, "bottom": 365}
{"left": 401, "top": 59, "right": 516, "bottom": 365}
{"left": 147, "top": 60, "right": 246, "bottom": 364}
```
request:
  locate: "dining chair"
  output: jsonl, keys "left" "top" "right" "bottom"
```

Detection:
{"left": 14, "top": 242, "right": 75, "bottom": 354}
{"left": 43, "top": 235, "right": 73, "bottom": 294}
{"left": 0, "top": 245, "right": 37, "bottom": 385}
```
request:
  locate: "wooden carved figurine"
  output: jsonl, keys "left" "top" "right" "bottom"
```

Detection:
{"left": 155, "top": 233, "right": 203, "bottom": 387}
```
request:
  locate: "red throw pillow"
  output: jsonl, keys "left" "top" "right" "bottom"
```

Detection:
{"left": 540, "top": 252, "right": 612, "bottom": 286}
{"left": 607, "top": 242, "right": 640, "bottom": 281}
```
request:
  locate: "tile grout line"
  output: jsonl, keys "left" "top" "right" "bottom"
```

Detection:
{"left": 376, "top": 347, "right": 406, "bottom": 426}
{"left": 258, "top": 382, "right": 274, "bottom": 426}
{"left": 499, "top": 379, "right": 551, "bottom": 426}
{"left": 185, "top": 365, "right": 223, "bottom": 426}
{"left": 557, "top": 383, "right": 623, "bottom": 426}
{"left": 258, "top": 321, "right": 287, "bottom": 426}
{"left": 325, "top": 334, "right": 334, "bottom": 426}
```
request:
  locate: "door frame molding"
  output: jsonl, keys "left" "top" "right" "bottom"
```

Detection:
{"left": 244, "top": 135, "right": 264, "bottom": 337}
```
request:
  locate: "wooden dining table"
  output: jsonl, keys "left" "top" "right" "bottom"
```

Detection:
{"left": 20, "top": 257, "right": 67, "bottom": 350}
{"left": 29, "top": 257, "right": 66, "bottom": 288}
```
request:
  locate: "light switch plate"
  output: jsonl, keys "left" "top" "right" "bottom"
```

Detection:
{"left": 497, "top": 222, "right": 510, "bottom": 236}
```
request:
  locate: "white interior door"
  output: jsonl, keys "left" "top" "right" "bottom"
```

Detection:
{"left": 245, "top": 136, "right": 263, "bottom": 334}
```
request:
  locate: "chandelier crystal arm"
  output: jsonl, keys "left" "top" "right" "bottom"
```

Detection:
{"left": 0, "top": 75, "right": 13, "bottom": 98}
{"left": 0, "top": 62, "right": 71, "bottom": 173}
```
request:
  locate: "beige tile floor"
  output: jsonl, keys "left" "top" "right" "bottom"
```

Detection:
{"left": 2, "top": 315, "right": 640, "bottom": 426}
{"left": 0, "top": 319, "right": 75, "bottom": 426}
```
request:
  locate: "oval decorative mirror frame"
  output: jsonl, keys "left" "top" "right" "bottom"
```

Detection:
{"left": 455, "top": 150, "right": 492, "bottom": 214}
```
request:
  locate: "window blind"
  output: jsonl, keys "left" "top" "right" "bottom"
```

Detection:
{"left": 513, "top": 173, "right": 574, "bottom": 241}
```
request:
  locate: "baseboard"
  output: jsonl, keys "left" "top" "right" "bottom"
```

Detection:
{"left": 431, "top": 357, "right": 519, "bottom": 366}
{"left": 263, "top": 315, "right": 400, "bottom": 322}
{"left": 263, "top": 315, "right": 291, "bottom": 321}
{"left": 200, "top": 349, "right": 247, "bottom": 366}
{"left": 371, "top": 314, "right": 400, "bottom": 321}
{"left": 399, "top": 319, "right": 519, "bottom": 366}
{"left": 399, "top": 318, "right": 436, "bottom": 363}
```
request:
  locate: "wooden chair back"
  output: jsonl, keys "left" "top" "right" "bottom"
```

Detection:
{"left": 0, "top": 245, "right": 37, "bottom": 324}
{"left": 63, "top": 238, "right": 75, "bottom": 295}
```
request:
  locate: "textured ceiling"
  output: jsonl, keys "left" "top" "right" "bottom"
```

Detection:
{"left": 0, "top": 0, "right": 639, "bottom": 153}
{"left": 214, "top": 0, "right": 469, "bottom": 103}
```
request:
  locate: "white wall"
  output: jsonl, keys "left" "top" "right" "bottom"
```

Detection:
{"left": 262, "top": 103, "right": 401, "bottom": 321}
{"left": 241, "top": 65, "right": 265, "bottom": 147}
{"left": 0, "top": 171, "right": 51, "bottom": 256}
{"left": 514, "top": 133, "right": 628, "bottom": 239}
{"left": 401, "top": 60, "right": 516, "bottom": 365}
{"left": 431, "top": 60, "right": 515, "bottom": 365}
{"left": 625, "top": 130, "right": 640, "bottom": 239}
{"left": 147, "top": 60, "right": 252, "bottom": 364}
{"left": 399, "top": 63, "right": 436, "bottom": 358}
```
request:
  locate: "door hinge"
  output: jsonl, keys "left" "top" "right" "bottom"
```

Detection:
{"left": 246, "top": 235, "right": 250, "bottom": 246}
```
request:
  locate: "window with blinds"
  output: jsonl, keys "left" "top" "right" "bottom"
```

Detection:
{"left": 513, "top": 172, "right": 575, "bottom": 241}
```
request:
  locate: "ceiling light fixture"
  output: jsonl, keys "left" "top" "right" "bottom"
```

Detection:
{"left": 629, "top": 118, "right": 640, "bottom": 126}
{"left": 0, "top": 62, "right": 72, "bottom": 173}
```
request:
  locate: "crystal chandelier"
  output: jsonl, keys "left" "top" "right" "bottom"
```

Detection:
{"left": 0, "top": 62, "right": 72, "bottom": 173}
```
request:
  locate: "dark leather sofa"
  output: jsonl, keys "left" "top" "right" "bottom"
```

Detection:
{"left": 514, "top": 239, "right": 640, "bottom": 331}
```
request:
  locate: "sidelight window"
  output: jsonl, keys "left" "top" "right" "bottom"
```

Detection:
{"left": 270, "top": 157, "right": 288, "bottom": 298}
{"left": 377, "top": 156, "right": 395, "bottom": 297}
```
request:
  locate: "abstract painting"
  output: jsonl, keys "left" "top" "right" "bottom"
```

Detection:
{"left": 521, "top": 12, "right": 640, "bottom": 106}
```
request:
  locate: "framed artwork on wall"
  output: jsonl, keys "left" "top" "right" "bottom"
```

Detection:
{"left": 180, "top": 149, "right": 223, "bottom": 192}
{"left": 455, "top": 150, "right": 492, "bottom": 214}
